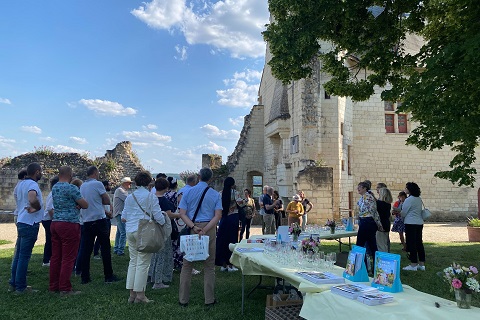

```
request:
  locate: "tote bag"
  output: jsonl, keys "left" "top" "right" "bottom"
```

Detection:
{"left": 421, "top": 199, "right": 432, "bottom": 220}
{"left": 180, "top": 234, "right": 210, "bottom": 262}
{"left": 134, "top": 193, "right": 166, "bottom": 253}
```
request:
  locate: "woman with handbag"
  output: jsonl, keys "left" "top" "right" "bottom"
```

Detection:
{"left": 122, "top": 171, "right": 166, "bottom": 303}
{"left": 239, "top": 189, "right": 256, "bottom": 240}
{"left": 399, "top": 182, "right": 426, "bottom": 271}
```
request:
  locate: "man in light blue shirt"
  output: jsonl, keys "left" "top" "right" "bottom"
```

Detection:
{"left": 10, "top": 162, "right": 43, "bottom": 293}
{"left": 178, "top": 168, "right": 222, "bottom": 307}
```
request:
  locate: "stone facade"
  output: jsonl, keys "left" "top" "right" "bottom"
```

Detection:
{"left": 0, "top": 141, "right": 145, "bottom": 212}
{"left": 227, "top": 41, "right": 480, "bottom": 224}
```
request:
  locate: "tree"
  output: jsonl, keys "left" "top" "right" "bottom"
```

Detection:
{"left": 263, "top": 0, "right": 480, "bottom": 186}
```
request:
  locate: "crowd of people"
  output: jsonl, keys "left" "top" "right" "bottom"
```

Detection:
{"left": 355, "top": 180, "right": 426, "bottom": 273}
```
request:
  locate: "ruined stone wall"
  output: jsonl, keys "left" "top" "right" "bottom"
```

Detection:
{"left": 0, "top": 141, "right": 145, "bottom": 211}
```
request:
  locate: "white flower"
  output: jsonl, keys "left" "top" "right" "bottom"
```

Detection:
{"left": 466, "top": 278, "right": 480, "bottom": 293}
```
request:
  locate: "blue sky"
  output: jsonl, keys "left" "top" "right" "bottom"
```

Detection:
{"left": 0, "top": 0, "right": 268, "bottom": 173}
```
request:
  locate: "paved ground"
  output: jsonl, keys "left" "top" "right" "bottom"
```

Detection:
{"left": 0, "top": 221, "right": 470, "bottom": 250}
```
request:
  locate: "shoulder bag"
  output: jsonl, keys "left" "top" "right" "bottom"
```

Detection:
{"left": 179, "top": 186, "right": 210, "bottom": 236}
{"left": 421, "top": 199, "right": 431, "bottom": 220}
{"left": 133, "top": 192, "right": 166, "bottom": 253}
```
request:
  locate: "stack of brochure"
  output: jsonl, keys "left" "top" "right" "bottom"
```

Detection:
{"left": 330, "top": 283, "right": 377, "bottom": 299}
{"left": 357, "top": 292, "right": 394, "bottom": 306}
{"left": 345, "top": 251, "right": 363, "bottom": 276}
{"left": 295, "top": 272, "right": 345, "bottom": 285}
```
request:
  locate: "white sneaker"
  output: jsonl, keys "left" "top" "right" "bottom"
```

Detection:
{"left": 42, "top": 262, "right": 50, "bottom": 267}
{"left": 417, "top": 265, "right": 426, "bottom": 271}
{"left": 402, "top": 265, "right": 418, "bottom": 271}
{"left": 228, "top": 266, "right": 239, "bottom": 272}
{"left": 220, "top": 267, "right": 228, "bottom": 272}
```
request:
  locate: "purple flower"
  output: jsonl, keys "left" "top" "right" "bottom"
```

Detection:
{"left": 470, "top": 266, "right": 478, "bottom": 274}
{"left": 452, "top": 279, "right": 463, "bottom": 289}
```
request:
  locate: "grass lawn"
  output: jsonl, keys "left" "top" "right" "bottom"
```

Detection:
{"left": 0, "top": 240, "right": 479, "bottom": 319}
{"left": 0, "top": 240, "right": 12, "bottom": 245}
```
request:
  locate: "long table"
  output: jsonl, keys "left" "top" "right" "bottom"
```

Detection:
{"left": 230, "top": 242, "right": 479, "bottom": 318}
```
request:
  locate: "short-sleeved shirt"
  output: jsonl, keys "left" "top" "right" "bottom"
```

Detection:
{"left": 113, "top": 186, "right": 128, "bottom": 217}
{"left": 178, "top": 181, "right": 222, "bottom": 222}
{"left": 302, "top": 198, "right": 310, "bottom": 213}
{"left": 80, "top": 178, "right": 107, "bottom": 222}
{"left": 43, "top": 192, "right": 54, "bottom": 221}
{"left": 165, "top": 190, "right": 178, "bottom": 211}
{"left": 287, "top": 201, "right": 304, "bottom": 218}
{"left": 52, "top": 182, "right": 83, "bottom": 223}
{"left": 158, "top": 196, "right": 175, "bottom": 213}
{"left": 15, "top": 178, "right": 43, "bottom": 225}
{"left": 263, "top": 194, "right": 274, "bottom": 214}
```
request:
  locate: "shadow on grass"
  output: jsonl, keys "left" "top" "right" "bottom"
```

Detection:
{"left": 0, "top": 241, "right": 478, "bottom": 319}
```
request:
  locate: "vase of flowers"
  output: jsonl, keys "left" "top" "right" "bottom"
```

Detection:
{"left": 442, "top": 262, "right": 479, "bottom": 309}
{"left": 325, "top": 219, "right": 336, "bottom": 234}
{"left": 289, "top": 223, "right": 302, "bottom": 242}
{"left": 301, "top": 236, "right": 321, "bottom": 262}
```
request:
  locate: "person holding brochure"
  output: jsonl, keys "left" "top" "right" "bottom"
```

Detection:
{"left": 399, "top": 182, "right": 426, "bottom": 271}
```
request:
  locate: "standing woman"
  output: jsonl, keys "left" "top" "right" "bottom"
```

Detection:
{"left": 356, "top": 181, "right": 383, "bottom": 265}
{"left": 273, "top": 190, "right": 284, "bottom": 230}
{"left": 239, "top": 189, "right": 256, "bottom": 240}
{"left": 165, "top": 177, "right": 178, "bottom": 210}
{"left": 122, "top": 171, "right": 166, "bottom": 303}
{"left": 376, "top": 187, "right": 393, "bottom": 252}
{"left": 298, "top": 191, "right": 313, "bottom": 231}
{"left": 42, "top": 176, "right": 59, "bottom": 267}
{"left": 215, "top": 177, "right": 241, "bottom": 272}
{"left": 286, "top": 194, "right": 304, "bottom": 227}
{"left": 400, "top": 182, "right": 426, "bottom": 271}
{"left": 50, "top": 167, "right": 88, "bottom": 295}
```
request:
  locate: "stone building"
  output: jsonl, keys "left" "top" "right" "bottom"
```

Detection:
{"left": 226, "top": 40, "right": 480, "bottom": 224}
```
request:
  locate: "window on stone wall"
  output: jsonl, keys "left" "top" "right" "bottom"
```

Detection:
{"left": 290, "top": 135, "right": 299, "bottom": 154}
{"left": 252, "top": 175, "right": 263, "bottom": 198}
{"left": 324, "top": 91, "right": 331, "bottom": 99}
{"left": 384, "top": 101, "right": 408, "bottom": 134}
{"left": 347, "top": 145, "right": 352, "bottom": 175}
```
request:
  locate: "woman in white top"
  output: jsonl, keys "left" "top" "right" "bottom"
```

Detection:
{"left": 399, "top": 182, "right": 425, "bottom": 271}
{"left": 122, "top": 172, "right": 165, "bottom": 303}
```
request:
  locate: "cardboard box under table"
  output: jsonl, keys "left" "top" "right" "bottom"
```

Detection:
{"left": 265, "top": 294, "right": 303, "bottom": 320}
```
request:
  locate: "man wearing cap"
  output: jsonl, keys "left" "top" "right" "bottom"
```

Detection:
{"left": 113, "top": 177, "right": 131, "bottom": 256}
{"left": 286, "top": 194, "right": 304, "bottom": 227}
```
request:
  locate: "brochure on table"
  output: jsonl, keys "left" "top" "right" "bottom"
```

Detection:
{"left": 276, "top": 226, "right": 290, "bottom": 243}
{"left": 343, "top": 245, "right": 369, "bottom": 282}
{"left": 371, "top": 251, "right": 403, "bottom": 293}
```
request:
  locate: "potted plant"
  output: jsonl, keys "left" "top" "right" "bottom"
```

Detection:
{"left": 467, "top": 217, "right": 480, "bottom": 242}
{"left": 325, "top": 219, "right": 336, "bottom": 234}
{"left": 441, "top": 262, "right": 479, "bottom": 308}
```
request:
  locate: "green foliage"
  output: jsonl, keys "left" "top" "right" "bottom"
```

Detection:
{"left": 264, "top": 0, "right": 480, "bottom": 186}
{"left": 468, "top": 217, "right": 480, "bottom": 227}
{"left": 0, "top": 240, "right": 12, "bottom": 245}
{"left": 179, "top": 170, "right": 198, "bottom": 183}
{"left": 33, "top": 145, "right": 54, "bottom": 156}
{"left": 104, "top": 156, "right": 116, "bottom": 174}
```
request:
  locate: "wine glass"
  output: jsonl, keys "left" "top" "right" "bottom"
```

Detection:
{"left": 328, "top": 252, "right": 337, "bottom": 269}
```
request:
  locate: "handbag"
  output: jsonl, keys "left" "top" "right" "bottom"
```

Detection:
{"left": 180, "top": 234, "right": 210, "bottom": 262}
{"left": 171, "top": 218, "right": 179, "bottom": 240}
{"left": 179, "top": 186, "right": 210, "bottom": 237}
{"left": 133, "top": 193, "right": 166, "bottom": 253}
{"left": 421, "top": 199, "right": 431, "bottom": 220}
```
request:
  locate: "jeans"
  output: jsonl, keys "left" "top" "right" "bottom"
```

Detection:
{"left": 240, "top": 217, "right": 252, "bottom": 240}
{"left": 114, "top": 215, "right": 126, "bottom": 254}
{"left": 75, "top": 225, "right": 85, "bottom": 275}
{"left": 263, "top": 214, "right": 276, "bottom": 235}
{"left": 50, "top": 222, "right": 81, "bottom": 292}
{"left": 405, "top": 224, "right": 425, "bottom": 263}
{"left": 81, "top": 218, "right": 113, "bottom": 282}
{"left": 356, "top": 217, "right": 378, "bottom": 266}
{"left": 9, "top": 222, "right": 40, "bottom": 291}
{"left": 94, "top": 219, "right": 111, "bottom": 256}
{"left": 42, "top": 220, "right": 52, "bottom": 264}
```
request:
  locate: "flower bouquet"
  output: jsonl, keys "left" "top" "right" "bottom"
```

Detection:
{"left": 442, "top": 262, "right": 479, "bottom": 308}
{"left": 301, "top": 236, "right": 321, "bottom": 254}
{"left": 289, "top": 223, "right": 302, "bottom": 241}
{"left": 325, "top": 219, "right": 336, "bottom": 234}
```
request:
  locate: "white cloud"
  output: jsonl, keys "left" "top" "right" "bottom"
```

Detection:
{"left": 229, "top": 116, "right": 244, "bottom": 126}
{"left": 121, "top": 131, "right": 172, "bottom": 145}
{"left": 174, "top": 45, "right": 188, "bottom": 61}
{"left": 52, "top": 145, "right": 87, "bottom": 154}
{"left": 0, "top": 97, "right": 11, "bottom": 104}
{"left": 70, "top": 136, "right": 88, "bottom": 145}
{"left": 39, "top": 136, "right": 56, "bottom": 142}
{"left": 195, "top": 141, "right": 228, "bottom": 153}
{"left": 0, "top": 136, "right": 15, "bottom": 148}
{"left": 217, "top": 69, "right": 261, "bottom": 107}
{"left": 131, "top": 0, "right": 268, "bottom": 58}
{"left": 150, "top": 159, "right": 163, "bottom": 165}
{"left": 79, "top": 99, "right": 137, "bottom": 116}
{"left": 142, "top": 124, "right": 158, "bottom": 130}
{"left": 200, "top": 124, "right": 240, "bottom": 140}
{"left": 20, "top": 125, "right": 42, "bottom": 134}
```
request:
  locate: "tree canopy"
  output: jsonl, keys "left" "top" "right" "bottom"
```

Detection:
{"left": 263, "top": 0, "right": 480, "bottom": 186}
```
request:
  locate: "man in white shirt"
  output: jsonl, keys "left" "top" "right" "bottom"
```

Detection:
{"left": 113, "top": 177, "right": 131, "bottom": 256}
{"left": 9, "top": 163, "right": 43, "bottom": 294}
{"left": 79, "top": 166, "right": 118, "bottom": 284}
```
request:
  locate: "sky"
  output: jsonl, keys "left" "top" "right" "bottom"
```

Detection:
{"left": 0, "top": 0, "right": 269, "bottom": 173}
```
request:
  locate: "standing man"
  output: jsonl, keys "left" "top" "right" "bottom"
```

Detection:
{"left": 79, "top": 166, "right": 118, "bottom": 284}
{"left": 258, "top": 185, "right": 268, "bottom": 235}
{"left": 9, "top": 163, "right": 43, "bottom": 293}
{"left": 299, "top": 191, "right": 313, "bottom": 231}
{"left": 263, "top": 187, "right": 278, "bottom": 234}
{"left": 12, "top": 169, "right": 28, "bottom": 225}
{"left": 113, "top": 177, "right": 131, "bottom": 256}
{"left": 178, "top": 168, "right": 222, "bottom": 308}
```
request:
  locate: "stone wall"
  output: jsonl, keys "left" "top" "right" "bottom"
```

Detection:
{"left": 0, "top": 141, "right": 145, "bottom": 211}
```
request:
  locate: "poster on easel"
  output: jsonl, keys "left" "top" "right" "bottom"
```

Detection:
{"left": 343, "top": 245, "right": 369, "bottom": 282}
{"left": 371, "top": 251, "right": 403, "bottom": 293}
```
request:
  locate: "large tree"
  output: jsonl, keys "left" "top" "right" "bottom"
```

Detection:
{"left": 263, "top": 0, "right": 480, "bottom": 187}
